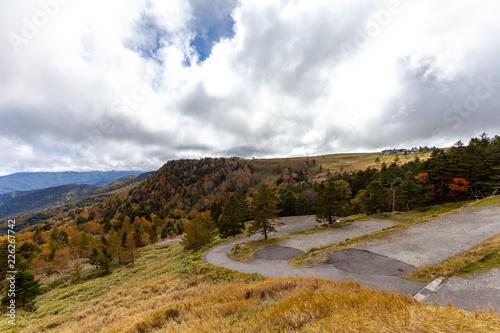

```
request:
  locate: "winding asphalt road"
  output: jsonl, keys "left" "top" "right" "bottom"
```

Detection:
{"left": 204, "top": 217, "right": 427, "bottom": 295}
{"left": 205, "top": 206, "right": 500, "bottom": 310}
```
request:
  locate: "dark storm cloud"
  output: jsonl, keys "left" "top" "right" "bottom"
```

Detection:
{"left": 219, "top": 145, "right": 270, "bottom": 157}
{"left": 368, "top": 59, "right": 500, "bottom": 149}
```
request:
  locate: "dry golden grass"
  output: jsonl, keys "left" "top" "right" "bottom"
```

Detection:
{"left": 250, "top": 151, "right": 432, "bottom": 181}
{"left": 2, "top": 228, "right": 500, "bottom": 332}
{"left": 310, "top": 151, "right": 431, "bottom": 176}
{"left": 124, "top": 277, "right": 500, "bottom": 333}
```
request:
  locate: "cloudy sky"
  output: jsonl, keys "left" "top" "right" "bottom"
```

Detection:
{"left": 1, "top": 0, "right": 499, "bottom": 175}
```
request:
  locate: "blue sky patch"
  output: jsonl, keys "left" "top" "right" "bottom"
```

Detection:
{"left": 188, "top": 0, "right": 237, "bottom": 63}
{"left": 190, "top": 16, "right": 235, "bottom": 62}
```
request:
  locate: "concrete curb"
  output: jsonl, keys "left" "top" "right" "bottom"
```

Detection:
{"left": 413, "top": 276, "right": 445, "bottom": 301}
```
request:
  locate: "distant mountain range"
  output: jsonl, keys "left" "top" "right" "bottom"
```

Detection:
{"left": 0, "top": 171, "right": 154, "bottom": 231}
{"left": 0, "top": 184, "right": 100, "bottom": 219}
{"left": 0, "top": 171, "right": 148, "bottom": 194}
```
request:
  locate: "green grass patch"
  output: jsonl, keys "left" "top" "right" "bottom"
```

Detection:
{"left": 472, "top": 195, "right": 500, "bottom": 207}
{"left": 405, "top": 234, "right": 500, "bottom": 282}
{"left": 228, "top": 237, "right": 282, "bottom": 262}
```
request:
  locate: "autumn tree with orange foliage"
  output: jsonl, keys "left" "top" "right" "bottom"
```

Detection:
{"left": 448, "top": 178, "right": 471, "bottom": 193}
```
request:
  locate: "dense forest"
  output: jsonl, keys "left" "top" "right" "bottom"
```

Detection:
{"left": 1, "top": 133, "right": 499, "bottom": 305}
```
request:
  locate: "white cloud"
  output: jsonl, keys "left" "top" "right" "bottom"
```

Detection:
{"left": 0, "top": 0, "right": 499, "bottom": 174}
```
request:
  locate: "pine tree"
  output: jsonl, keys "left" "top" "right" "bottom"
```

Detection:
{"left": 107, "top": 230, "right": 121, "bottom": 264}
{"left": 316, "top": 179, "right": 351, "bottom": 224}
{"left": 396, "top": 180, "right": 429, "bottom": 211}
{"left": 103, "top": 220, "right": 112, "bottom": 233}
{"left": 161, "top": 220, "right": 175, "bottom": 239}
{"left": 278, "top": 189, "right": 296, "bottom": 217}
{"left": 121, "top": 231, "right": 128, "bottom": 247}
{"left": 2, "top": 271, "right": 42, "bottom": 308}
{"left": 89, "top": 248, "right": 99, "bottom": 269}
{"left": 316, "top": 182, "right": 336, "bottom": 224}
{"left": 251, "top": 184, "right": 280, "bottom": 240}
{"left": 295, "top": 193, "right": 308, "bottom": 216}
{"left": 364, "top": 181, "right": 390, "bottom": 214}
{"left": 96, "top": 249, "right": 113, "bottom": 275}
{"left": 219, "top": 195, "right": 246, "bottom": 238}
{"left": 70, "top": 260, "right": 83, "bottom": 280}
{"left": 18, "top": 242, "right": 39, "bottom": 261}
{"left": 32, "top": 229, "right": 45, "bottom": 245}
{"left": 210, "top": 202, "right": 223, "bottom": 226}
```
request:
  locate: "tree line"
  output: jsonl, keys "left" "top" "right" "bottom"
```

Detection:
{"left": 210, "top": 133, "right": 500, "bottom": 244}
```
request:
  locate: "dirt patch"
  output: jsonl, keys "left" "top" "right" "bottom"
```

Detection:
{"left": 155, "top": 235, "right": 183, "bottom": 246}
{"left": 254, "top": 245, "right": 304, "bottom": 261}
{"left": 327, "top": 249, "right": 417, "bottom": 276}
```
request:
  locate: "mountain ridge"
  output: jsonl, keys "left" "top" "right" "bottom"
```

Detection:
{"left": 0, "top": 170, "right": 150, "bottom": 194}
{"left": 0, "top": 184, "right": 100, "bottom": 219}
{"left": 0, "top": 171, "right": 154, "bottom": 232}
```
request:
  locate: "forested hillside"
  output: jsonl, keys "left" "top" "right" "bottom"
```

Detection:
{"left": 0, "top": 190, "right": 30, "bottom": 205}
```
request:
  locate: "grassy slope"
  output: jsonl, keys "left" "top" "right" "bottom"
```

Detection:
{"left": 256, "top": 151, "right": 432, "bottom": 180}
{"left": 311, "top": 151, "right": 429, "bottom": 173}
{"left": 2, "top": 241, "right": 500, "bottom": 333}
